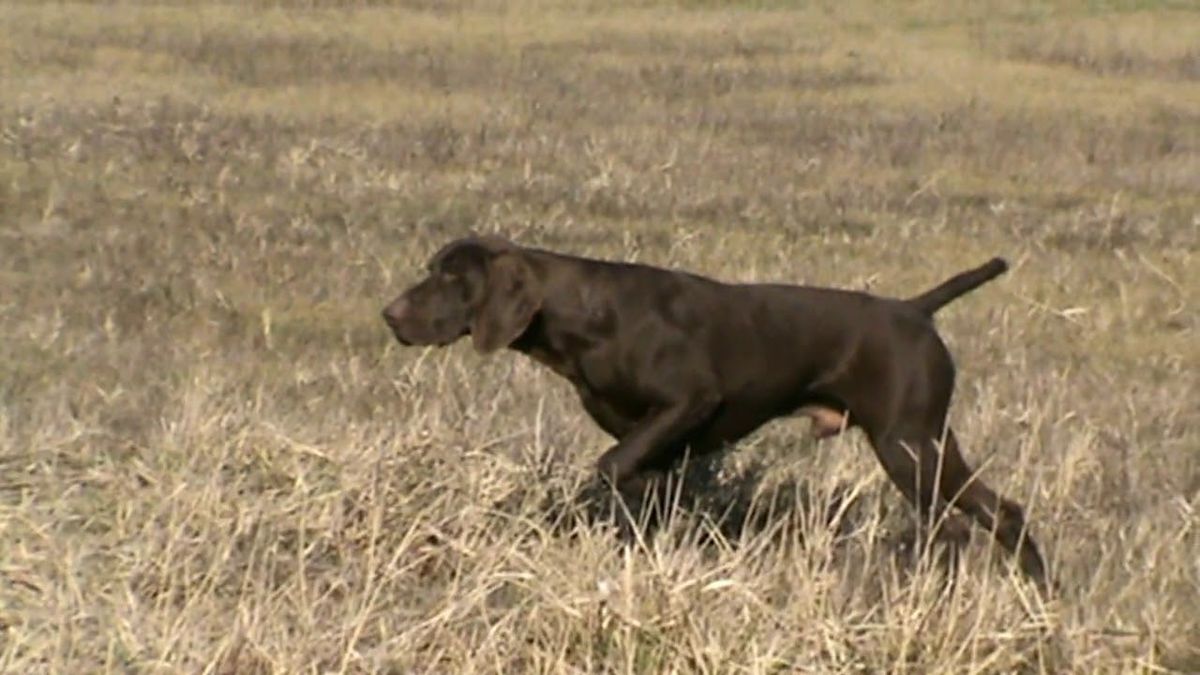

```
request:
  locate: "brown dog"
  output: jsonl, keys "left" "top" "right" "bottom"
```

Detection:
{"left": 382, "top": 236, "right": 1048, "bottom": 586}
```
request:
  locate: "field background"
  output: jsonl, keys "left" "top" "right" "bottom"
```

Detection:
{"left": 1, "top": 0, "right": 1197, "bottom": 672}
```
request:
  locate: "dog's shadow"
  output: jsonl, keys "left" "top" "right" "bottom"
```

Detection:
{"left": 495, "top": 456, "right": 868, "bottom": 552}
{"left": 487, "top": 454, "right": 986, "bottom": 591}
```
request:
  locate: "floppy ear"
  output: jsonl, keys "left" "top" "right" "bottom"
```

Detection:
{"left": 471, "top": 253, "right": 542, "bottom": 354}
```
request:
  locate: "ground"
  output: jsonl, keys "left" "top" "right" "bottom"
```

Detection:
{"left": 1, "top": 1, "right": 1197, "bottom": 672}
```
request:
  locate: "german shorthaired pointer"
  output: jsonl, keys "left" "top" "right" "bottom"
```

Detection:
{"left": 382, "top": 236, "right": 1048, "bottom": 586}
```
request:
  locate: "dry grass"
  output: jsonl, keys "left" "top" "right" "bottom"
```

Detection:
{"left": 1, "top": 1, "right": 1198, "bottom": 672}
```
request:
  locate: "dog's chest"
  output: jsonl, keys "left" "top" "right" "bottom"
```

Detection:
{"left": 524, "top": 328, "right": 628, "bottom": 395}
{"left": 524, "top": 345, "right": 580, "bottom": 383}
{"left": 519, "top": 300, "right": 649, "bottom": 404}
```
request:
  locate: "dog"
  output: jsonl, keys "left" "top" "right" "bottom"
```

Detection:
{"left": 382, "top": 235, "right": 1048, "bottom": 586}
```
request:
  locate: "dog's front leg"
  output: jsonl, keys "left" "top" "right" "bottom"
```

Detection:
{"left": 593, "top": 394, "right": 719, "bottom": 535}
{"left": 595, "top": 393, "right": 720, "bottom": 498}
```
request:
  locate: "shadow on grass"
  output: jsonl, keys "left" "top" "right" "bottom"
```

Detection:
{"left": 497, "top": 455, "right": 869, "bottom": 551}
{"left": 486, "top": 452, "right": 987, "bottom": 590}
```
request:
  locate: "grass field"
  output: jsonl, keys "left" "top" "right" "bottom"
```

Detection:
{"left": 1, "top": 1, "right": 1197, "bottom": 672}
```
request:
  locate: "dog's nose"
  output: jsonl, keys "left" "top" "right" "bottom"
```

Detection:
{"left": 382, "top": 298, "right": 408, "bottom": 328}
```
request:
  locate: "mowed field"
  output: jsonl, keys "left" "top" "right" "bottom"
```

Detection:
{"left": 1, "top": 1, "right": 1198, "bottom": 672}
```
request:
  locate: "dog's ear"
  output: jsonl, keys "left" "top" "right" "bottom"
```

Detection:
{"left": 471, "top": 253, "right": 542, "bottom": 354}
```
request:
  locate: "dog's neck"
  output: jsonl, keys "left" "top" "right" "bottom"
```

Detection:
{"left": 506, "top": 253, "right": 616, "bottom": 387}
{"left": 511, "top": 306, "right": 608, "bottom": 388}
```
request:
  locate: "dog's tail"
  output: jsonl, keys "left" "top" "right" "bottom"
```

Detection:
{"left": 906, "top": 257, "right": 1008, "bottom": 316}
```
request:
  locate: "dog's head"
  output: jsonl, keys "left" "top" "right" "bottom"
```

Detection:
{"left": 381, "top": 236, "right": 543, "bottom": 353}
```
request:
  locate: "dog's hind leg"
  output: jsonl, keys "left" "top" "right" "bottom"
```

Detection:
{"left": 869, "top": 423, "right": 1048, "bottom": 588}
{"left": 935, "top": 428, "right": 1048, "bottom": 587}
{"left": 866, "top": 427, "right": 970, "bottom": 546}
